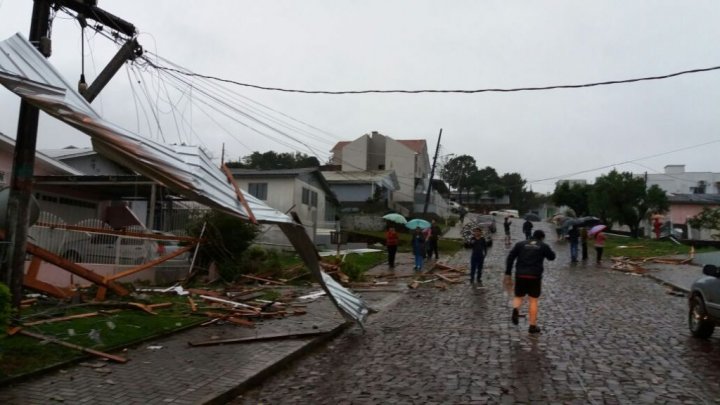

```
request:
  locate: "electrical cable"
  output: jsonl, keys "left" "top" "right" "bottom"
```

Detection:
{"left": 146, "top": 62, "right": 720, "bottom": 95}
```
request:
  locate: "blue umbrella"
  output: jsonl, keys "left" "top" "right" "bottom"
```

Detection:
{"left": 382, "top": 213, "right": 407, "bottom": 224}
{"left": 405, "top": 218, "right": 431, "bottom": 230}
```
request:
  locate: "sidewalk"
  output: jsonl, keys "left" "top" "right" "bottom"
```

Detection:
{"left": 641, "top": 251, "right": 720, "bottom": 293}
{"left": 0, "top": 285, "right": 405, "bottom": 405}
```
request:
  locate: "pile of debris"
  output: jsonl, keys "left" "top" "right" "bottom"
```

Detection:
{"left": 610, "top": 255, "right": 693, "bottom": 274}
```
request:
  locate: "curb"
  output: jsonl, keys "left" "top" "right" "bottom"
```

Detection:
{"left": 644, "top": 273, "right": 690, "bottom": 295}
{"left": 201, "top": 320, "right": 352, "bottom": 405}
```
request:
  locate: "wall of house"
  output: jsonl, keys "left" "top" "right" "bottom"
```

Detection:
{"left": 669, "top": 204, "right": 707, "bottom": 225}
{"left": 0, "top": 149, "right": 71, "bottom": 187}
{"left": 367, "top": 132, "right": 386, "bottom": 170}
{"left": 293, "top": 178, "right": 326, "bottom": 228}
{"left": 35, "top": 191, "right": 100, "bottom": 225}
{"left": 385, "top": 139, "right": 417, "bottom": 203}
{"left": 329, "top": 183, "right": 373, "bottom": 202}
{"left": 341, "top": 135, "right": 369, "bottom": 171}
{"left": 62, "top": 155, "right": 134, "bottom": 176}
{"left": 646, "top": 171, "right": 720, "bottom": 194}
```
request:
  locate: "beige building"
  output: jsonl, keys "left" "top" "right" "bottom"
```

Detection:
{"left": 330, "top": 131, "right": 431, "bottom": 212}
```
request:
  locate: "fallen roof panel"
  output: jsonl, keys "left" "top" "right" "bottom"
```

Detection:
{"left": 0, "top": 33, "right": 290, "bottom": 224}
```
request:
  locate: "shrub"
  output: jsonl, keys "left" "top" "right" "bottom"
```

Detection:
{"left": 0, "top": 282, "right": 10, "bottom": 334}
{"left": 341, "top": 261, "right": 365, "bottom": 282}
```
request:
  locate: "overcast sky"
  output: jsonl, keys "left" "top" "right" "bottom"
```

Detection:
{"left": 1, "top": 1, "right": 719, "bottom": 194}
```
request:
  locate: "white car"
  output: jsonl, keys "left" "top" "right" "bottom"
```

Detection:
{"left": 489, "top": 209, "right": 519, "bottom": 218}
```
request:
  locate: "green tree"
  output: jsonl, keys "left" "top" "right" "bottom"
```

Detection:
{"left": 500, "top": 172, "right": 528, "bottom": 211}
{"left": 439, "top": 155, "right": 477, "bottom": 203}
{"left": 688, "top": 207, "right": 720, "bottom": 239}
{"left": 552, "top": 182, "right": 591, "bottom": 216}
{"left": 589, "top": 170, "right": 669, "bottom": 237}
{"left": 226, "top": 151, "right": 320, "bottom": 169}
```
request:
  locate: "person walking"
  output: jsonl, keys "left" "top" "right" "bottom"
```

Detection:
{"left": 567, "top": 225, "right": 580, "bottom": 263}
{"left": 594, "top": 229, "right": 606, "bottom": 265}
{"left": 504, "top": 230, "right": 556, "bottom": 334}
{"left": 426, "top": 219, "right": 441, "bottom": 260}
{"left": 580, "top": 227, "right": 588, "bottom": 261}
{"left": 503, "top": 217, "right": 512, "bottom": 246}
{"left": 469, "top": 227, "right": 488, "bottom": 288}
{"left": 385, "top": 225, "right": 399, "bottom": 269}
{"left": 522, "top": 219, "right": 533, "bottom": 240}
{"left": 411, "top": 227, "right": 426, "bottom": 271}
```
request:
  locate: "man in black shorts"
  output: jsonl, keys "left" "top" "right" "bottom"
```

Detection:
{"left": 504, "top": 230, "right": 556, "bottom": 334}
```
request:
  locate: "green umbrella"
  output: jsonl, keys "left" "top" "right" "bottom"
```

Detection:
{"left": 382, "top": 213, "right": 407, "bottom": 224}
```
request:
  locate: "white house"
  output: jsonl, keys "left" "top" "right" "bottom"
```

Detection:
{"left": 644, "top": 165, "right": 720, "bottom": 195}
{"left": 330, "top": 131, "right": 431, "bottom": 213}
{"left": 230, "top": 167, "right": 339, "bottom": 246}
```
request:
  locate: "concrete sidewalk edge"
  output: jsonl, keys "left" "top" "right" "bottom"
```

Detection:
{"left": 201, "top": 320, "right": 353, "bottom": 405}
{"left": 644, "top": 273, "right": 690, "bottom": 294}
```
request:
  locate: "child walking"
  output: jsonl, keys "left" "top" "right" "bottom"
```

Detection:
{"left": 469, "top": 227, "right": 488, "bottom": 288}
{"left": 594, "top": 230, "right": 606, "bottom": 264}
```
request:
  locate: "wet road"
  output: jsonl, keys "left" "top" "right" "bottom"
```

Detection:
{"left": 234, "top": 221, "right": 720, "bottom": 404}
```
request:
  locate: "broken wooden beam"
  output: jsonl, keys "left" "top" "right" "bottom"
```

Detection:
{"left": 239, "top": 274, "right": 285, "bottom": 285}
{"left": 17, "top": 329, "right": 128, "bottom": 363}
{"left": 188, "top": 330, "right": 328, "bottom": 347}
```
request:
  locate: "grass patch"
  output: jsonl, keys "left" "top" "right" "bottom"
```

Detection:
{"left": 0, "top": 294, "right": 203, "bottom": 381}
{"left": 604, "top": 234, "right": 715, "bottom": 259}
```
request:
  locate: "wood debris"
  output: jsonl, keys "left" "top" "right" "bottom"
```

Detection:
{"left": 15, "top": 328, "right": 127, "bottom": 363}
{"left": 188, "top": 330, "right": 328, "bottom": 347}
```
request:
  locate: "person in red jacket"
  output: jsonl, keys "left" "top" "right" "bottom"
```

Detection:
{"left": 385, "top": 226, "right": 399, "bottom": 269}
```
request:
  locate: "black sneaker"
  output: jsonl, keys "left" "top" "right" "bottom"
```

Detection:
{"left": 511, "top": 308, "right": 519, "bottom": 325}
{"left": 477, "top": 280, "right": 484, "bottom": 288}
{"left": 528, "top": 325, "right": 541, "bottom": 334}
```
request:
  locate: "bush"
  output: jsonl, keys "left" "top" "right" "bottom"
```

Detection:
{"left": 341, "top": 261, "right": 365, "bottom": 282}
{"left": 0, "top": 283, "right": 10, "bottom": 334}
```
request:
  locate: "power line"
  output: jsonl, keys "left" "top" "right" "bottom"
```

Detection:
{"left": 146, "top": 63, "right": 720, "bottom": 95}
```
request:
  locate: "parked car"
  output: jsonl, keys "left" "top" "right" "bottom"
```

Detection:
{"left": 153, "top": 231, "right": 191, "bottom": 262}
{"left": 61, "top": 234, "right": 158, "bottom": 265}
{"left": 489, "top": 209, "right": 519, "bottom": 218}
{"left": 688, "top": 264, "right": 720, "bottom": 338}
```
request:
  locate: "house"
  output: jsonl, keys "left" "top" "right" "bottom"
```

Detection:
{"left": 638, "top": 165, "right": 720, "bottom": 239}
{"left": 645, "top": 165, "right": 720, "bottom": 195}
{"left": 40, "top": 146, "right": 135, "bottom": 176}
{"left": 321, "top": 170, "right": 399, "bottom": 213}
{"left": 330, "top": 131, "right": 431, "bottom": 213}
{"left": 0, "top": 132, "right": 83, "bottom": 182}
{"left": 230, "top": 167, "right": 339, "bottom": 246}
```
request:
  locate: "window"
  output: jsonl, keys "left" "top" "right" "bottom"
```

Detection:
{"left": 302, "top": 187, "right": 318, "bottom": 207}
{"left": 248, "top": 182, "right": 268, "bottom": 200}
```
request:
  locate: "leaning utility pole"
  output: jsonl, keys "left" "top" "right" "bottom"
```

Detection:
{"left": 423, "top": 129, "right": 442, "bottom": 214}
{"left": 2, "top": 0, "right": 138, "bottom": 309}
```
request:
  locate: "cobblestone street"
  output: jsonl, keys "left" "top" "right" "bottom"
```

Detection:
{"left": 236, "top": 221, "right": 720, "bottom": 404}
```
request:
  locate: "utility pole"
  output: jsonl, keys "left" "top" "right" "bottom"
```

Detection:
{"left": 2, "top": 0, "right": 52, "bottom": 308}
{"left": 423, "top": 128, "right": 442, "bottom": 214}
{"left": 2, "top": 0, "right": 138, "bottom": 309}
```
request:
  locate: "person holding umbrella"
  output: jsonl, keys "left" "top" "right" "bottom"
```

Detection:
{"left": 411, "top": 227, "right": 426, "bottom": 271}
{"left": 504, "top": 230, "right": 556, "bottom": 334}
{"left": 590, "top": 225, "right": 607, "bottom": 264}
{"left": 385, "top": 225, "right": 399, "bottom": 269}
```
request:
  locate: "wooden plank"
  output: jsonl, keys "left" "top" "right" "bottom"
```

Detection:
{"left": 434, "top": 272, "right": 460, "bottom": 284}
{"left": 26, "top": 256, "right": 42, "bottom": 280}
{"left": 239, "top": 274, "right": 285, "bottom": 285}
{"left": 221, "top": 164, "right": 257, "bottom": 224}
{"left": 188, "top": 330, "right": 328, "bottom": 347}
{"left": 18, "top": 329, "right": 128, "bottom": 363}
{"left": 187, "top": 297, "right": 197, "bottom": 312}
{"left": 107, "top": 245, "right": 195, "bottom": 281}
{"left": 25, "top": 242, "right": 129, "bottom": 296}
{"left": 23, "top": 277, "right": 73, "bottom": 299}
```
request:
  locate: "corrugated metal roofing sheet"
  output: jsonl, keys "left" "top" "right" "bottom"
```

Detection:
{"left": 0, "top": 33, "right": 290, "bottom": 224}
